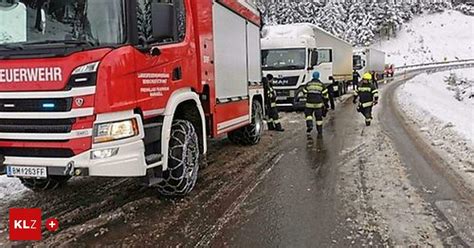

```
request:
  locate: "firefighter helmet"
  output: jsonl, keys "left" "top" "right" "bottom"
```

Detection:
{"left": 312, "top": 71, "right": 320, "bottom": 80}
{"left": 363, "top": 73, "right": 372, "bottom": 80}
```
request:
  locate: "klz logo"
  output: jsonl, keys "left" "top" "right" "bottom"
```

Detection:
{"left": 9, "top": 208, "right": 42, "bottom": 241}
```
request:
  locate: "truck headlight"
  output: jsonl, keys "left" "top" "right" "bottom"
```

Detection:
{"left": 93, "top": 119, "right": 139, "bottom": 143}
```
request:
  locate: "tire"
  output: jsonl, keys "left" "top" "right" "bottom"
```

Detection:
{"left": 158, "top": 119, "right": 200, "bottom": 196}
{"left": 20, "top": 176, "right": 71, "bottom": 191}
{"left": 228, "top": 100, "right": 264, "bottom": 146}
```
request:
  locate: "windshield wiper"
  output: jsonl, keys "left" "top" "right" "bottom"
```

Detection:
{"left": 24, "top": 39, "right": 96, "bottom": 47}
{"left": 0, "top": 44, "right": 24, "bottom": 51}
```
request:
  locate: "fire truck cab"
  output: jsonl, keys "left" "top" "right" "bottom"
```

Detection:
{"left": 0, "top": 0, "right": 264, "bottom": 195}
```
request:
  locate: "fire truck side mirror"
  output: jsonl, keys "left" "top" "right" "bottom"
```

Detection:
{"left": 151, "top": 3, "right": 176, "bottom": 43}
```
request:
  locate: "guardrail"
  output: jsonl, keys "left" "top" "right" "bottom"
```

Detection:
{"left": 395, "top": 58, "right": 474, "bottom": 71}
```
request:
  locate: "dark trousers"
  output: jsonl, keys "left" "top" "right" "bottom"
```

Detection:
{"left": 373, "top": 80, "right": 379, "bottom": 89}
{"left": 352, "top": 79, "right": 358, "bottom": 90}
{"left": 267, "top": 106, "right": 282, "bottom": 129}
{"left": 360, "top": 106, "right": 373, "bottom": 124}
{"left": 305, "top": 107, "right": 323, "bottom": 133}
{"left": 328, "top": 87, "right": 335, "bottom": 110}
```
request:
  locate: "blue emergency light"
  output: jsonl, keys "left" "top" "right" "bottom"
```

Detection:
{"left": 42, "top": 103, "right": 56, "bottom": 109}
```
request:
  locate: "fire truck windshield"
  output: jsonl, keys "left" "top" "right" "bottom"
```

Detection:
{"left": 262, "top": 49, "right": 307, "bottom": 71}
{"left": 0, "top": 0, "right": 125, "bottom": 48}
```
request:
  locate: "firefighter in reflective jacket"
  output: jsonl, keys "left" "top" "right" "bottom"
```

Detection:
{"left": 303, "top": 71, "right": 329, "bottom": 137}
{"left": 353, "top": 73, "right": 379, "bottom": 126}
{"left": 265, "top": 74, "right": 284, "bottom": 132}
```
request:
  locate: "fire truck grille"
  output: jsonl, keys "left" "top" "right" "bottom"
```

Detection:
{"left": 0, "top": 118, "right": 76, "bottom": 133}
{"left": 0, "top": 98, "right": 72, "bottom": 112}
{"left": 0, "top": 148, "right": 74, "bottom": 158}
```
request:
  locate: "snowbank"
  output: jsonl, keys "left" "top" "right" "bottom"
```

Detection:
{"left": 396, "top": 68, "right": 474, "bottom": 188}
{"left": 374, "top": 10, "right": 474, "bottom": 66}
{"left": 398, "top": 68, "right": 473, "bottom": 141}
{"left": 0, "top": 176, "right": 26, "bottom": 202}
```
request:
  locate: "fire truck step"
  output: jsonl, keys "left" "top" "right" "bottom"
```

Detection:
{"left": 145, "top": 154, "right": 163, "bottom": 165}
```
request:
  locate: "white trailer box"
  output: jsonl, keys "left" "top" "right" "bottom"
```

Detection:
{"left": 312, "top": 27, "right": 353, "bottom": 84}
{"left": 353, "top": 48, "right": 386, "bottom": 78}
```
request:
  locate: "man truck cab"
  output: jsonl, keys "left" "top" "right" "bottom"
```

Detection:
{"left": 261, "top": 23, "right": 352, "bottom": 108}
{"left": 261, "top": 24, "right": 319, "bottom": 108}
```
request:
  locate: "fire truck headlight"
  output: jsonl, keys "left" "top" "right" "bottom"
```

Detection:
{"left": 93, "top": 119, "right": 139, "bottom": 143}
{"left": 72, "top": 61, "right": 100, "bottom": 75}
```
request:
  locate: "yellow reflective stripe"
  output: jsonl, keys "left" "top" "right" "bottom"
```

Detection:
{"left": 302, "top": 88, "right": 308, "bottom": 93}
{"left": 358, "top": 87, "right": 372, "bottom": 92}
{"left": 274, "top": 120, "right": 281, "bottom": 124}
{"left": 373, "top": 93, "right": 379, "bottom": 98}
{"left": 306, "top": 116, "right": 313, "bottom": 120}
{"left": 372, "top": 90, "right": 379, "bottom": 94}
{"left": 322, "top": 89, "right": 328, "bottom": 94}
{"left": 271, "top": 103, "right": 277, "bottom": 107}
{"left": 316, "top": 121, "right": 323, "bottom": 125}
{"left": 307, "top": 85, "right": 323, "bottom": 91}
{"left": 362, "top": 102, "right": 373, "bottom": 108}
{"left": 306, "top": 103, "right": 324, "bottom": 108}
{"left": 268, "top": 119, "right": 274, "bottom": 123}
{"left": 353, "top": 91, "right": 359, "bottom": 96}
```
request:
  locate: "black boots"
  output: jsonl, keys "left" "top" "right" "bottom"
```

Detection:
{"left": 307, "top": 126, "right": 323, "bottom": 138}
{"left": 275, "top": 123, "right": 285, "bottom": 132}
{"left": 316, "top": 125, "right": 323, "bottom": 139}
{"left": 269, "top": 122, "right": 284, "bottom": 132}
{"left": 268, "top": 122, "right": 275, "bottom": 130}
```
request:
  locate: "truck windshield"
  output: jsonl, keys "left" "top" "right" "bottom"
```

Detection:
{"left": 0, "top": 0, "right": 125, "bottom": 48}
{"left": 262, "top": 49, "right": 306, "bottom": 70}
{"left": 353, "top": 55, "right": 363, "bottom": 70}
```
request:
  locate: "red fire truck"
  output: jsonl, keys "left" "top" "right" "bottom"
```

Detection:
{"left": 0, "top": 0, "right": 264, "bottom": 195}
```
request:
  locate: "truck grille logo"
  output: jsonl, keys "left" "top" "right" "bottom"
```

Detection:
{"left": 75, "top": 98, "right": 84, "bottom": 107}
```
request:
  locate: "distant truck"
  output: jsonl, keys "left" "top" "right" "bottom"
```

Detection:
{"left": 384, "top": 64, "right": 395, "bottom": 78}
{"left": 261, "top": 23, "right": 353, "bottom": 108}
{"left": 353, "top": 48, "right": 386, "bottom": 80}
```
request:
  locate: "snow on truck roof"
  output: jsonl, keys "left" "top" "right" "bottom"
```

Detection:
{"left": 262, "top": 23, "right": 351, "bottom": 46}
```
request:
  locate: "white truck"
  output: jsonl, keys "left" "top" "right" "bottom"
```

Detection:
{"left": 353, "top": 48, "right": 386, "bottom": 80}
{"left": 261, "top": 23, "right": 353, "bottom": 108}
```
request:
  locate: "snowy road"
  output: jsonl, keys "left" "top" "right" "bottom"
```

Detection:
{"left": 0, "top": 66, "right": 473, "bottom": 247}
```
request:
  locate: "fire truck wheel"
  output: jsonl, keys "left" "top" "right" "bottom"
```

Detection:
{"left": 158, "top": 119, "right": 200, "bottom": 196}
{"left": 228, "top": 100, "right": 264, "bottom": 146}
{"left": 19, "top": 176, "right": 71, "bottom": 191}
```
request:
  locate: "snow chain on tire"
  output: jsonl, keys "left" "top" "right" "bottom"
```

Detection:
{"left": 228, "top": 100, "right": 264, "bottom": 146}
{"left": 20, "top": 176, "right": 71, "bottom": 191}
{"left": 158, "top": 119, "right": 200, "bottom": 196}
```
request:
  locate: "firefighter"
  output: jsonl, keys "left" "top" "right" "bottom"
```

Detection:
{"left": 303, "top": 71, "right": 329, "bottom": 138}
{"left": 352, "top": 69, "right": 360, "bottom": 90}
{"left": 371, "top": 70, "right": 379, "bottom": 88}
{"left": 264, "top": 74, "right": 284, "bottom": 132}
{"left": 327, "top": 76, "right": 336, "bottom": 110}
{"left": 353, "top": 73, "right": 379, "bottom": 126}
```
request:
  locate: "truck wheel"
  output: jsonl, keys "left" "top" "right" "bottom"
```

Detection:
{"left": 20, "top": 176, "right": 71, "bottom": 191}
{"left": 158, "top": 120, "right": 199, "bottom": 196}
{"left": 228, "top": 100, "right": 264, "bottom": 146}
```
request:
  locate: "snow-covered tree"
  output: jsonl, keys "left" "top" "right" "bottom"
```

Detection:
{"left": 316, "top": 3, "right": 347, "bottom": 37}
{"left": 344, "top": 2, "right": 376, "bottom": 46}
{"left": 257, "top": 0, "right": 452, "bottom": 46}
